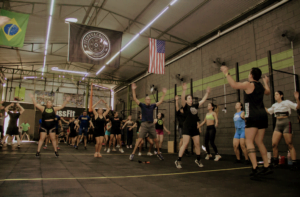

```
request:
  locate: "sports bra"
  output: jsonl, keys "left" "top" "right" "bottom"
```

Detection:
{"left": 206, "top": 113, "right": 215, "bottom": 120}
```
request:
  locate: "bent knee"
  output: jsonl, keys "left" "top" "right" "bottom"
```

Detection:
{"left": 272, "top": 143, "right": 278, "bottom": 148}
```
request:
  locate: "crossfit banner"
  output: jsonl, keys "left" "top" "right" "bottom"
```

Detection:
{"left": 68, "top": 23, "right": 123, "bottom": 68}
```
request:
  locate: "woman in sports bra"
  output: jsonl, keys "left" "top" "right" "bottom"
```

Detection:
{"left": 266, "top": 91, "right": 300, "bottom": 168}
{"left": 122, "top": 115, "right": 135, "bottom": 149}
{"left": 29, "top": 94, "right": 70, "bottom": 157}
{"left": 200, "top": 103, "right": 221, "bottom": 161}
{"left": 154, "top": 113, "right": 170, "bottom": 153}
{"left": 92, "top": 99, "right": 110, "bottom": 158}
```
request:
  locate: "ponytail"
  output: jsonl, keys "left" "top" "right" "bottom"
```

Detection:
{"left": 213, "top": 104, "right": 219, "bottom": 116}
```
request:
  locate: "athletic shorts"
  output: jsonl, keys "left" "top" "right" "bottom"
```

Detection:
{"left": 94, "top": 127, "right": 104, "bottom": 137}
{"left": 182, "top": 126, "right": 199, "bottom": 137}
{"left": 139, "top": 122, "right": 157, "bottom": 139}
{"left": 79, "top": 127, "right": 88, "bottom": 136}
{"left": 22, "top": 130, "right": 29, "bottom": 134}
{"left": 40, "top": 121, "right": 56, "bottom": 134}
{"left": 234, "top": 128, "right": 245, "bottom": 139}
{"left": 274, "top": 118, "right": 292, "bottom": 134}
{"left": 7, "top": 126, "right": 19, "bottom": 136}
{"left": 245, "top": 116, "right": 268, "bottom": 129}
{"left": 111, "top": 128, "right": 121, "bottom": 135}
{"left": 156, "top": 129, "right": 163, "bottom": 135}
{"left": 69, "top": 130, "right": 77, "bottom": 138}
{"left": 56, "top": 128, "right": 60, "bottom": 135}
{"left": 178, "top": 127, "right": 183, "bottom": 139}
{"left": 105, "top": 130, "right": 110, "bottom": 136}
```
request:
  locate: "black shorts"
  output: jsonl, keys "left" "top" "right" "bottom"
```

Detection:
{"left": 182, "top": 127, "right": 199, "bottom": 137}
{"left": 94, "top": 127, "right": 104, "bottom": 137}
{"left": 111, "top": 129, "right": 121, "bottom": 135}
{"left": 7, "top": 126, "right": 19, "bottom": 136}
{"left": 40, "top": 121, "right": 56, "bottom": 134}
{"left": 0, "top": 125, "right": 3, "bottom": 133}
{"left": 245, "top": 116, "right": 268, "bottom": 129}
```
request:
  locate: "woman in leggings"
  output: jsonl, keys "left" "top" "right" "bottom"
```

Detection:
{"left": 154, "top": 113, "right": 170, "bottom": 154}
{"left": 266, "top": 91, "right": 300, "bottom": 169}
{"left": 175, "top": 83, "right": 210, "bottom": 169}
{"left": 122, "top": 115, "right": 135, "bottom": 149}
{"left": 233, "top": 102, "right": 250, "bottom": 164}
{"left": 30, "top": 94, "right": 70, "bottom": 157}
{"left": 200, "top": 103, "right": 221, "bottom": 161}
{"left": 92, "top": 99, "right": 110, "bottom": 157}
{"left": 108, "top": 112, "right": 124, "bottom": 153}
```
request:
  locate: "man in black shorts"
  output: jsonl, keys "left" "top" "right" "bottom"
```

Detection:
{"left": 0, "top": 103, "right": 25, "bottom": 149}
{"left": 221, "top": 66, "right": 272, "bottom": 176}
{"left": 129, "top": 83, "right": 167, "bottom": 161}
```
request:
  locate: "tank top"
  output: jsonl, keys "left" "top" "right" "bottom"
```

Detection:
{"left": 233, "top": 111, "right": 245, "bottom": 129}
{"left": 155, "top": 119, "right": 164, "bottom": 130}
{"left": 126, "top": 121, "right": 133, "bottom": 127}
{"left": 206, "top": 113, "right": 215, "bottom": 120}
{"left": 94, "top": 116, "right": 106, "bottom": 132}
{"left": 69, "top": 122, "right": 76, "bottom": 132}
{"left": 244, "top": 81, "right": 267, "bottom": 119}
{"left": 42, "top": 107, "right": 56, "bottom": 121}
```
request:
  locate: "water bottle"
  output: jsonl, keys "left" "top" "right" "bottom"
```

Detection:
{"left": 287, "top": 151, "right": 292, "bottom": 165}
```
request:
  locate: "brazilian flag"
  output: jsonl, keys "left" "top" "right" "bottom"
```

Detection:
{"left": 0, "top": 10, "right": 29, "bottom": 47}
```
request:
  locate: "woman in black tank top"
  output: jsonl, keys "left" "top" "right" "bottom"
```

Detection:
{"left": 221, "top": 66, "right": 273, "bottom": 176}
{"left": 92, "top": 99, "right": 110, "bottom": 158}
{"left": 154, "top": 113, "right": 170, "bottom": 154}
{"left": 61, "top": 117, "right": 77, "bottom": 146}
{"left": 30, "top": 94, "right": 70, "bottom": 157}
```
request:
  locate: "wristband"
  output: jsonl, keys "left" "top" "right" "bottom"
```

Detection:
{"left": 225, "top": 72, "right": 230, "bottom": 77}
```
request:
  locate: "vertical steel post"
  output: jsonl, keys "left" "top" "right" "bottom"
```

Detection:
{"left": 174, "top": 84, "right": 177, "bottom": 153}
{"left": 236, "top": 62, "right": 240, "bottom": 102}
{"left": 190, "top": 78, "right": 194, "bottom": 154}
{"left": 267, "top": 50, "right": 276, "bottom": 130}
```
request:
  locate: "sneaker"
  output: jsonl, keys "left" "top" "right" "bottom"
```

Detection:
{"left": 154, "top": 150, "right": 158, "bottom": 155}
{"left": 195, "top": 159, "right": 204, "bottom": 167}
{"left": 130, "top": 145, "right": 132, "bottom": 148}
{"left": 112, "top": 148, "right": 117, "bottom": 152}
{"left": 126, "top": 145, "right": 129, "bottom": 149}
{"left": 116, "top": 144, "right": 120, "bottom": 148}
{"left": 57, "top": 147, "right": 60, "bottom": 150}
{"left": 258, "top": 166, "right": 273, "bottom": 176}
{"left": 36, "top": 152, "right": 40, "bottom": 157}
{"left": 107, "top": 148, "right": 110, "bottom": 153}
{"left": 214, "top": 155, "right": 222, "bottom": 161}
{"left": 75, "top": 146, "right": 78, "bottom": 150}
{"left": 138, "top": 152, "right": 142, "bottom": 156}
{"left": 250, "top": 167, "right": 259, "bottom": 176}
{"left": 147, "top": 152, "right": 153, "bottom": 156}
{"left": 157, "top": 153, "right": 164, "bottom": 161}
{"left": 104, "top": 148, "right": 107, "bottom": 151}
{"left": 85, "top": 146, "right": 87, "bottom": 150}
{"left": 94, "top": 153, "right": 98, "bottom": 158}
{"left": 205, "top": 154, "right": 212, "bottom": 160}
{"left": 175, "top": 160, "right": 182, "bottom": 169}
{"left": 129, "top": 154, "right": 134, "bottom": 161}
{"left": 43, "top": 146, "right": 47, "bottom": 150}
{"left": 244, "top": 160, "right": 251, "bottom": 165}
{"left": 97, "top": 153, "right": 102, "bottom": 158}
{"left": 119, "top": 148, "right": 124, "bottom": 153}
{"left": 234, "top": 159, "right": 242, "bottom": 164}
{"left": 17, "top": 145, "right": 20, "bottom": 149}
{"left": 55, "top": 151, "right": 59, "bottom": 157}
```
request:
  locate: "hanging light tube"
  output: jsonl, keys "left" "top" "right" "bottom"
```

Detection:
{"left": 51, "top": 67, "right": 88, "bottom": 75}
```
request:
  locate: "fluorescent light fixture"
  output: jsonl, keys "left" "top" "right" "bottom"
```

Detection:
{"left": 42, "top": 0, "right": 55, "bottom": 75}
{"left": 139, "top": 7, "right": 169, "bottom": 34}
{"left": 95, "top": 0, "right": 176, "bottom": 76}
{"left": 65, "top": 18, "right": 78, "bottom": 23}
{"left": 170, "top": 0, "right": 177, "bottom": 6}
{"left": 3, "top": 83, "right": 6, "bottom": 87}
{"left": 96, "top": 66, "right": 106, "bottom": 75}
{"left": 24, "top": 76, "right": 37, "bottom": 79}
{"left": 93, "top": 84, "right": 110, "bottom": 89}
{"left": 51, "top": 67, "right": 88, "bottom": 75}
{"left": 111, "top": 90, "right": 114, "bottom": 110}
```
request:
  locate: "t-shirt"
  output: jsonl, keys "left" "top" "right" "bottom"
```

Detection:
{"left": 267, "top": 100, "right": 297, "bottom": 117}
{"left": 233, "top": 111, "right": 245, "bottom": 129}
{"left": 176, "top": 110, "right": 185, "bottom": 128}
{"left": 110, "top": 117, "right": 123, "bottom": 131}
{"left": 55, "top": 115, "right": 61, "bottom": 129}
{"left": 8, "top": 112, "right": 20, "bottom": 128}
{"left": 79, "top": 115, "right": 90, "bottom": 128}
{"left": 21, "top": 123, "right": 30, "bottom": 131}
{"left": 139, "top": 103, "right": 156, "bottom": 122}
{"left": 183, "top": 104, "right": 199, "bottom": 130}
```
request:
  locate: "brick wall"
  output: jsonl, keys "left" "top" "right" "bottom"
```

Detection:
{"left": 115, "top": 0, "right": 300, "bottom": 155}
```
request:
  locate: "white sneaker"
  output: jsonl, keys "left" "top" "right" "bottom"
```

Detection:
{"left": 205, "top": 154, "right": 212, "bottom": 160}
{"left": 112, "top": 148, "right": 117, "bottom": 151}
{"left": 107, "top": 148, "right": 110, "bottom": 153}
{"left": 147, "top": 152, "right": 153, "bottom": 156}
{"left": 175, "top": 160, "right": 182, "bottom": 169}
{"left": 154, "top": 150, "right": 157, "bottom": 155}
{"left": 126, "top": 145, "right": 129, "bottom": 149}
{"left": 138, "top": 152, "right": 142, "bottom": 156}
{"left": 116, "top": 144, "right": 120, "bottom": 148}
{"left": 119, "top": 148, "right": 124, "bottom": 153}
{"left": 104, "top": 148, "right": 107, "bottom": 151}
{"left": 214, "top": 155, "right": 222, "bottom": 161}
{"left": 195, "top": 159, "right": 204, "bottom": 167}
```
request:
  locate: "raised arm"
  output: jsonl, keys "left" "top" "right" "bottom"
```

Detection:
{"left": 131, "top": 83, "right": 140, "bottom": 105}
{"left": 29, "top": 94, "right": 44, "bottom": 112}
{"left": 156, "top": 88, "right": 167, "bottom": 107}
{"left": 54, "top": 96, "right": 71, "bottom": 112}
{"left": 220, "top": 66, "right": 251, "bottom": 90}
{"left": 16, "top": 103, "right": 25, "bottom": 114}
{"left": 294, "top": 92, "right": 300, "bottom": 109}
{"left": 102, "top": 99, "right": 111, "bottom": 117}
{"left": 175, "top": 95, "right": 180, "bottom": 111}
{"left": 181, "top": 83, "right": 187, "bottom": 107}
{"left": 122, "top": 121, "right": 128, "bottom": 129}
{"left": 262, "top": 75, "right": 270, "bottom": 95}
{"left": 92, "top": 100, "right": 101, "bottom": 116}
{"left": 5, "top": 103, "right": 14, "bottom": 112}
{"left": 199, "top": 87, "right": 211, "bottom": 107}
{"left": 0, "top": 101, "right": 4, "bottom": 110}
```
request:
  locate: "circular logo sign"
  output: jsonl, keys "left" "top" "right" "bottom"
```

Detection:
{"left": 81, "top": 31, "right": 110, "bottom": 60}
{"left": 190, "top": 107, "right": 198, "bottom": 115}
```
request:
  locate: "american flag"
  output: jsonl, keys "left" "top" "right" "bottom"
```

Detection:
{"left": 149, "top": 38, "right": 165, "bottom": 74}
